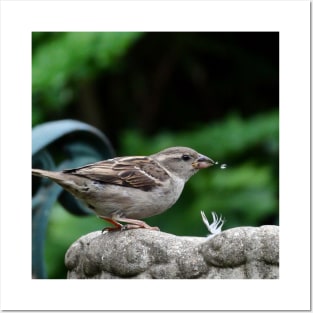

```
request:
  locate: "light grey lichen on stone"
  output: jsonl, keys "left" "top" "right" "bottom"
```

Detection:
{"left": 65, "top": 225, "right": 279, "bottom": 279}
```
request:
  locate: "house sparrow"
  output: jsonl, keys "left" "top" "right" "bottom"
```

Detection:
{"left": 32, "top": 147, "right": 215, "bottom": 231}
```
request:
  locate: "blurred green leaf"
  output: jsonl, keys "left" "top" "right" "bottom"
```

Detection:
{"left": 32, "top": 32, "right": 143, "bottom": 125}
{"left": 33, "top": 32, "right": 142, "bottom": 91}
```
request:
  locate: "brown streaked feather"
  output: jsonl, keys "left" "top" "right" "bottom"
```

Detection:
{"left": 62, "top": 156, "right": 170, "bottom": 191}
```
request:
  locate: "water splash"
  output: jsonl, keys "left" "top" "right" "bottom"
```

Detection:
{"left": 215, "top": 161, "right": 227, "bottom": 169}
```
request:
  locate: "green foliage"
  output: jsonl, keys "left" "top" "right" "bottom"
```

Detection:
{"left": 120, "top": 111, "right": 278, "bottom": 158}
{"left": 32, "top": 32, "right": 143, "bottom": 125}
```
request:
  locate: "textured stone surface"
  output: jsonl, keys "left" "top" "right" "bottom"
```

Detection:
{"left": 65, "top": 225, "right": 279, "bottom": 279}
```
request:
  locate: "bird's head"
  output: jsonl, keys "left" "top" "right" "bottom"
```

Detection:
{"left": 152, "top": 146, "right": 215, "bottom": 182}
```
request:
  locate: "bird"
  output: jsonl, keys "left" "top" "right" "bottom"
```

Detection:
{"left": 32, "top": 146, "right": 215, "bottom": 231}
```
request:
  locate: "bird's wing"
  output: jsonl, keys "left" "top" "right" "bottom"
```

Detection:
{"left": 62, "top": 156, "right": 170, "bottom": 191}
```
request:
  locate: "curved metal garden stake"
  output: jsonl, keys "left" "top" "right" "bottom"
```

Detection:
{"left": 32, "top": 120, "right": 115, "bottom": 278}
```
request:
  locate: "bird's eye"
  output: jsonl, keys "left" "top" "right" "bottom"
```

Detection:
{"left": 182, "top": 154, "right": 191, "bottom": 161}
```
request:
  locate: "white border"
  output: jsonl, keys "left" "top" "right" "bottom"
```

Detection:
{"left": 0, "top": 0, "right": 311, "bottom": 311}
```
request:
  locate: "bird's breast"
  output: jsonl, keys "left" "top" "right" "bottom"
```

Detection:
{"left": 86, "top": 178, "right": 185, "bottom": 219}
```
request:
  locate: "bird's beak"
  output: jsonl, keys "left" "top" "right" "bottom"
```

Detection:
{"left": 192, "top": 154, "right": 215, "bottom": 169}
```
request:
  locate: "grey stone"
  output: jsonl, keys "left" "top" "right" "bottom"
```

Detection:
{"left": 65, "top": 225, "right": 279, "bottom": 279}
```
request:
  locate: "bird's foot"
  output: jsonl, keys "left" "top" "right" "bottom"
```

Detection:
{"left": 99, "top": 215, "right": 159, "bottom": 232}
{"left": 99, "top": 216, "right": 123, "bottom": 232}
{"left": 117, "top": 217, "right": 160, "bottom": 231}
{"left": 121, "top": 223, "right": 160, "bottom": 231}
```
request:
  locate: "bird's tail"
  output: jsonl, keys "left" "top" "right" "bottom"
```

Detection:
{"left": 32, "top": 168, "right": 61, "bottom": 180}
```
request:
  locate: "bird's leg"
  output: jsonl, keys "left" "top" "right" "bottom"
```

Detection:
{"left": 99, "top": 216, "right": 123, "bottom": 232}
{"left": 116, "top": 217, "right": 160, "bottom": 231}
{"left": 121, "top": 224, "right": 141, "bottom": 231}
{"left": 99, "top": 216, "right": 159, "bottom": 232}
